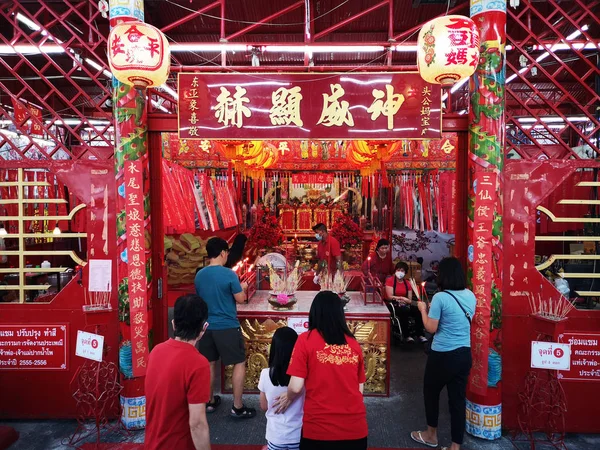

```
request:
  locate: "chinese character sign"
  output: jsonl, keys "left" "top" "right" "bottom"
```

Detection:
{"left": 124, "top": 160, "right": 149, "bottom": 377}
{"left": 468, "top": 172, "right": 496, "bottom": 395}
{"left": 291, "top": 173, "right": 334, "bottom": 185}
{"left": 178, "top": 73, "right": 441, "bottom": 140}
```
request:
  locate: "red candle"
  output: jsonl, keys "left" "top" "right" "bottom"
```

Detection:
{"left": 367, "top": 256, "right": 371, "bottom": 274}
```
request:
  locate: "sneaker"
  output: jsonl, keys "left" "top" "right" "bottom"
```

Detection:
{"left": 419, "top": 336, "right": 428, "bottom": 343}
{"left": 405, "top": 336, "right": 415, "bottom": 343}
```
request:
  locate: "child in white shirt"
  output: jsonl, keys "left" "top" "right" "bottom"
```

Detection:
{"left": 258, "top": 326, "right": 304, "bottom": 450}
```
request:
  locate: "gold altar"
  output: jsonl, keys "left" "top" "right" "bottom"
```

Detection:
{"left": 223, "top": 291, "right": 390, "bottom": 396}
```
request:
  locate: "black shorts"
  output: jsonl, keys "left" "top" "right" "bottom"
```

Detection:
{"left": 300, "top": 436, "right": 367, "bottom": 450}
{"left": 197, "top": 327, "right": 246, "bottom": 366}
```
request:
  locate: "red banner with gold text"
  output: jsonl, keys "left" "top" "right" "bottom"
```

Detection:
{"left": 469, "top": 172, "right": 496, "bottom": 395}
{"left": 124, "top": 161, "right": 149, "bottom": 377}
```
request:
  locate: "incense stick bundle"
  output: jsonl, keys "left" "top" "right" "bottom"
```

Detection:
{"left": 409, "top": 278, "right": 422, "bottom": 301}
{"left": 527, "top": 291, "right": 575, "bottom": 320}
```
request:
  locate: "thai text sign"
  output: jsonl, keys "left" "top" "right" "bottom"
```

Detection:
{"left": 558, "top": 333, "right": 600, "bottom": 381}
{"left": 287, "top": 317, "right": 309, "bottom": 335}
{"left": 531, "top": 341, "right": 571, "bottom": 371}
{"left": 178, "top": 73, "right": 442, "bottom": 140}
{"left": 125, "top": 160, "right": 149, "bottom": 377}
{"left": 75, "top": 330, "right": 104, "bottom": 362}
{"left": 0, "top": 325, "right": 68, "bottom": 370}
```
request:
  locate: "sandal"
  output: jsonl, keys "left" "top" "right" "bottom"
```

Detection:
{"left": 230, "top": 405, "right": 256, "bottom": 419}
{"left": 206, "top": 395, "right": 221, "bottom": 413}
{"left": 410, "top": 430, "right": 438, "bottom": 448}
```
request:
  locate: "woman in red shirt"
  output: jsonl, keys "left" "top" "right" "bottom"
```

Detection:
{"left": 274, "top": 291, "right": 368, "bottom": 450}
{"left": 385, "top": 261, "right": 426, "bottom": 343}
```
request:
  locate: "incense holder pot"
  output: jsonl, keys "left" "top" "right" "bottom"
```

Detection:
{"left": 531, "top": 314, "right": 568, "bottom": 341}
{"left": 268, "top": 292, "right": 297, "bottom": 310}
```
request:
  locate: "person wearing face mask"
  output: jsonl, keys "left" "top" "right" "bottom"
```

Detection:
{"left": 362, "top": 239, "right": 395, "bottom": 284}
{"left": 312, "top": 223, "right": 342, "bottom": 285}
{"left": 384, "top": 261, "right": 427, "bottom": 343}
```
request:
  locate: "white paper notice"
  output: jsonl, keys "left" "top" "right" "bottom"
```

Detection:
{"left": 75, "top": 330, "right": 104, "bottom": 362}
{"left": 88, "top": 259, "right": 112, "bottom": 292}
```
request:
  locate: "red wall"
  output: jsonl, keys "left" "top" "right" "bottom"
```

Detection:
{"left": 503, "top": 160, "right": 600, "bottom": 432}
{"left": 0, "top": 160, "right": 119, "bottom": 418}
{"left": 0, "top": 276, "right": 119, "bottom": 418}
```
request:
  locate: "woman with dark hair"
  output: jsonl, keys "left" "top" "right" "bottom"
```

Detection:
{"left": 362, "top": 238, "right": 394, "bottom": 283}
{"left": 259, "top": 327, "right": 303, "bottom": 450}
{"left": 384, "top": 261, "right": 426, "bottom": 343}
{"left": 225, "top": 234, "right": 248, "bottom": 269}
{"left": 411, "top": 257, "right": 475, "bottom": 450}
{"left": 274, "top": 291, "right": 368, "bottom": 450}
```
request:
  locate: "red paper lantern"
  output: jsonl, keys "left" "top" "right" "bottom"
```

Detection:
{"left": 107, "top": 21, "right": 170, "bottom": 88}
{"left": 417, "top": 15, "right": 480, "bottom": 86}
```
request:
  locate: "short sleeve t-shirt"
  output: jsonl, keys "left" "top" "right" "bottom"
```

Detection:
{"left": 145, "top": 339, "right": 210, "bottom": 450}
{"left": 258, "top": 368, "right": 304, "bottom": 445}
{"left": 384, "top": 276, "right": 410, "bottom": 299}
{"left": 363, "top": 252, "right": 395, "bottom": 284}
{"left": 317, "top": 236, "right": 342, "bottom": 272}
{"left": 428, "top": 289, "right": 476, "bottom": 352}
{"left": 195, "top": 265, "right": 243, "bottom": 330}
{"left": 287, "top": 330, "right": 368, "bottom": 441}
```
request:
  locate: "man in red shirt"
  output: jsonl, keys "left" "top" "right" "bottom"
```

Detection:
{"left": 312, "top": 222, "right": 342, "bottom": 283}
{"left": 145, "top": 295, "right": 211, "bottom": 450}
{"left": 362, "top": 238, "right": 395, "bottom": 284}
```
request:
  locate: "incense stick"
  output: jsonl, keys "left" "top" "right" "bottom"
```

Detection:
{"left": 527, "top": 292, "right": 574, "bottom": 320}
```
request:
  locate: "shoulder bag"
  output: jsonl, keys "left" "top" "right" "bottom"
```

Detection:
{"left": 424, "top": 290, "right": 472, "bottom": 354}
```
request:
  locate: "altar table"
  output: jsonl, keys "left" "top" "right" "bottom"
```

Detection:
{"left": 223, "top": 290, "right": 391, "bottom": 397}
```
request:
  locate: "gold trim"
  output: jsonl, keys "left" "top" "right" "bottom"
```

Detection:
{"left": 557, "top": 199, "right": 600, "bottom": 205}
{"left": 2, "top": 202, "right": 86, "bottom": 221}
{"left": 2, "top": 232, "right": 87, "bottom": 238}
{"left": 0, "top": 168, "right": 87, "bottom": 302}
{"left": 575, "top": 291, "right": 600, "bottom": 296}
{"left": 536, "top": 254, "right": 600, "bottom": 271}
{"left": 0, "top": 181, "right": 51, "bottom": 187}
{"left": 0, "top": 285, "right": 51, "bottom": 291}
{"left": 576, "top": 182, "right": 600, "bottom": 187}
{"left": 537, "top": 206, "right": 600, "bottom": 223}
{"left": 535, "top": 236, "right": 600, "bottom": 242}
{"left": 559, "top": 273, "right": 600, "bottom": 279}
{"left": 0, "top": 199, "right": 67, "bottom": 205}
{"left": 0, "top": 267, "right": 72, "bottom": 274}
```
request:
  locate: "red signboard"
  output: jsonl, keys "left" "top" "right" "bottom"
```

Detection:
{"left": 0, "top": 324, "right": 68, "bottom": 370}
{"left": 558, "top": 333, "right": 600, "bottom": 381}
{"left": 124, "top": 160, "right": 149, "bottom": 377}
{"left": 291, "top": 173, "right": 335, "bottom": 185}
{"left": 178, "top": 73, "right": 442, "bottom": 140}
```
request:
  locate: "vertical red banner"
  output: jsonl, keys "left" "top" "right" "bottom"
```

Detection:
{"left": 469, "top": 172, "right": 496, "bottom": 395}
{"left": 28, "top": 105, "right": 43, "bottom": 135}
{"left": 10, "top": 98, "right": 27, "bottom": 128}
{"left": 448, "top": 173, "right": 457, "bottom": 235}
{"left": 124, "top": 160, "right": 149, "bottom": 377}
